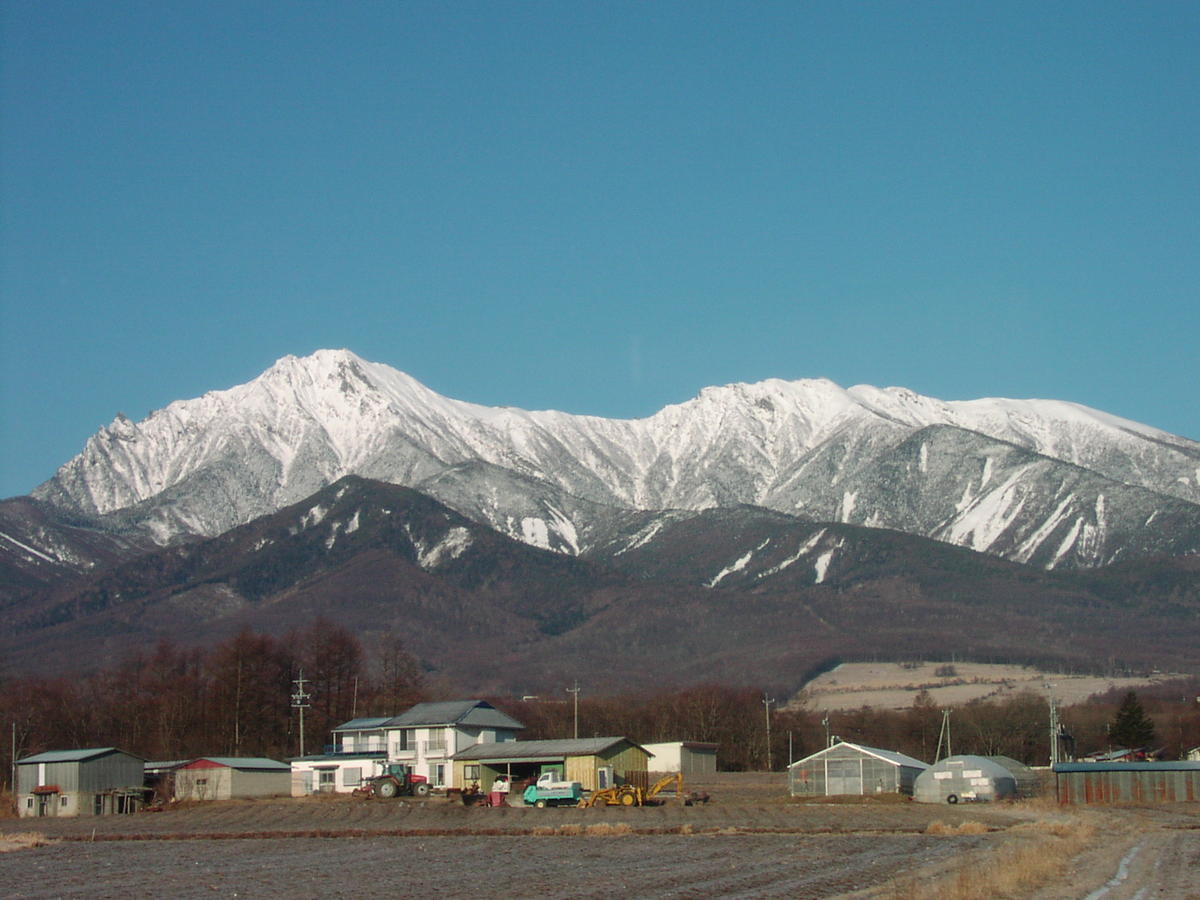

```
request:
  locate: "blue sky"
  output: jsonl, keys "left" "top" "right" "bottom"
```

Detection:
{"left": 2, "top": 1, "right": 1197, "bottom": 499}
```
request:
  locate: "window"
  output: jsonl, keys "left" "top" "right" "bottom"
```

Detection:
{"left": 196, "top": 778, "right": 208, "bottom": 786}
{"left": 390, "top": 730, "right": 414, "bottom": 756}
{"left": 434, "top": 764, "right": 445, "bottom": 787}
{"left": 61, "top": 796, "right": 69, "bottom": 807}
{"left": 26, "top": 798, "right": 32, "bottom": 809}
{"left": 464, "top": 765, "right": 480, "bottom": 781}
{"left": 343, "top": 767, "right": 361, "bottom": 787}
{"left": 318, "top": 770, "right": 336, "bottom": 792}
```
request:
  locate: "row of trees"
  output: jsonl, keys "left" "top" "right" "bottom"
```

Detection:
{"left": 510, "top": 683, "right": 1198, "bottom": 772}
{"left": 1, "top": 621, "right": 424, "bottom": 778}
{"left": 2, "top": 625, "right": 1197, "bottom": 789}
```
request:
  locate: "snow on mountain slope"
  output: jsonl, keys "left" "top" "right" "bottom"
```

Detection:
{"left": 30, "top": 349, "right": 1200, "bottom": 569}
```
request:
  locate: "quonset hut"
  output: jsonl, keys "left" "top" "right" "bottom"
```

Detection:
{"left": 914, "top": 755, "right": 1022, "bottom": 804}
{"left": 788, "top": 742, "right": 928, "bottom": 797}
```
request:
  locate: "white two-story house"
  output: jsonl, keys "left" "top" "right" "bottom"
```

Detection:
{"left": 331, "top": 700, "right": 524, "bottom": 790}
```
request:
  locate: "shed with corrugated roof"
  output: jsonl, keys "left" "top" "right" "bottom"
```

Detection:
{"left": 173, "top": 757, "right": 292, "bottom": 801}
{"left": 17, "top": 747, "right": 145, "bottom": 818}
{"left": 1054, "top": 761, "right": 1200, "bottom": 804}
{"left": 451, "top": 737, "right": 651, "bottom": 793}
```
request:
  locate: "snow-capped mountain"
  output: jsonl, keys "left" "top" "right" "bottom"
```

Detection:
{"left": 31, "top": 349, "right": 1200, "bottom": 569}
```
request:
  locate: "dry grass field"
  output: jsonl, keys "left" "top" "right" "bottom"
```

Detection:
{"left": 797, "top": 661, "right": 1182, "bottom": 711}
{"left": 1, "top": 774, "right": 1197, "bottom": 898}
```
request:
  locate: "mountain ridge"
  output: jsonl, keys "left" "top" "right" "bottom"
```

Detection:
{"left": 5, "top": 476, "right": 1198, "bottom": 691}
{"left": 26, "top": 349, "right": 1200, "bottom": 569}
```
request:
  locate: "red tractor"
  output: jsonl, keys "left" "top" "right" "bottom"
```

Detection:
{"left": 364, "top": 763, "right": 431, "bottom": 799}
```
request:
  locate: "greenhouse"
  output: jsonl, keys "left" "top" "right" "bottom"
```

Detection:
{"left": 788, "top": 741, "right": 929, "bottom": 797}
{"left": 914, "top": 755, "right": 1020, "bottom": 804}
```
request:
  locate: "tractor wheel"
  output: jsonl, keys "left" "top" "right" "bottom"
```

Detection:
{"left": 946, "top": 794, "right": 959, "bottom": 805}
{"left": 619, "top": 791, "right": 636, "bottom": 806}
{"left": 412, "top": 782, "right": 431, "bottom": 798}
{"left": 375, "top": 779, "right": 399, "bottom": 799}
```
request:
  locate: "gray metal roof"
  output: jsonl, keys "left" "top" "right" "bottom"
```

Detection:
{"left": 18, "top": 747, "right": 143, "bottom": 765}
{"left": 383, "top": 700, "right": 524, "bottom": 731}
{"left": 187, "top": 757, "right": 291, "bottom": 772}
{"left": 290, "top": 751, "right": 387, "bottom": 762}
{"left": 331, "top": 716, "right": 392, "bottom": 733}
{"left": 1054, "top": 761, "right": 1200, "bottom": 773}
{"left": 788, "top": 742, "right": 929, "bottom": 771}
{"left": 451, "top": 736, "right": 641, "bottom": 762}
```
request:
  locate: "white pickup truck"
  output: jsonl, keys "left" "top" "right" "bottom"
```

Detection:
{"left": 522, "top": 771, "right": 584, "bottom": 808}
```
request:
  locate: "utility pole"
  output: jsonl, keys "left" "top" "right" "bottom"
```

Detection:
{"left": 291, "top": 669, "right": 311, "bottom": 758}
{"left": 822, "top": 716, "right": 831, "bottom": 749}
{"left": 763, "top": 694, "right": 775, "bottom": 771}
{"left": 1048, "top": 690, "right": 1061, "bottom": 766}
{"left": 566, "top": 681, "right": 580, "bottom": 739}
{"left": 935, "top": 710, "right": 952, "bottom": 762}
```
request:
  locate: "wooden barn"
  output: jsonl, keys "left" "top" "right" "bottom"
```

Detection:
{"left": 452, "top": 737, "right": 651, "bottom": 792}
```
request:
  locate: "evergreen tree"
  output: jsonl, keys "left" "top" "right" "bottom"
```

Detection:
{"left": 1108, "top": 691, "right": 1156, "bottom": 748}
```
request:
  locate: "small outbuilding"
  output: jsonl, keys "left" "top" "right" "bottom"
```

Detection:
{"left": 290, "top": 752, "right": 388, "bottom": 796}
{"left": 788, "top": 742, "right": 929, "bottom": 797}
{"left": 914, "top": 755, "right": 1019, "bottom": 804}
{"left": 173, "top": 757, "right": 292, "bottom": 801}
{"left": 17, "top": 747, "right": 145, "bottom": 818}
{"left": 1054, "top": 761, "right": 1200, "bottom": 804}
{"left": 452, "top": 737, "right": 651, "bottom": 793}
{"left": 642, "top": 742, "right": 718, "bottom": 777}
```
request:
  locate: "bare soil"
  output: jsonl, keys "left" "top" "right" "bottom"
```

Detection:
{"left": 1, "top": 775, "right": 1196, "bottom": 898}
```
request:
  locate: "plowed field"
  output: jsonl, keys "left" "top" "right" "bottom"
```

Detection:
{"left": 2, "top": 775, "right": 1196, "bottom": 898}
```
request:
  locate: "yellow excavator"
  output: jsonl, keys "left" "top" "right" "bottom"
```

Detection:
{"left": 582, "top": 773, "right": 684, "bottom": 807}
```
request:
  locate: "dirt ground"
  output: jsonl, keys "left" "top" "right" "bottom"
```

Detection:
{"left": 1, "top": 774, "right": 1197, "bottom": 898}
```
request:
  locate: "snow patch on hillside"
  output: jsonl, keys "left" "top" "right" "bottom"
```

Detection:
{"left": 1052, "top": 518, "right": 1084, "bottom": 568}
{"left": 707, "top": 539, "right": 770, "bottom": 587}
{"left": 615, "top": 520, "right": 667, "bottom": 556}
{"left": 756, "top": 529, "right": 827, "bottom": 580}
{"left": 0, "top": 531, "right": 56, "bottom": 564}
{"left": 945, "top": 469, "right": 1029, "bottom": 552}
{"left": 418, "top": 527, "right": 473, "bottom": 569}
{"left": 814, "top": 539, "right": 843, "bottom": 583}
{"left": 1013, "top": 494, "right": 1076, "bottom": 564}
{"left": 521, "top": 517, "right": 550, "bottom": 549}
